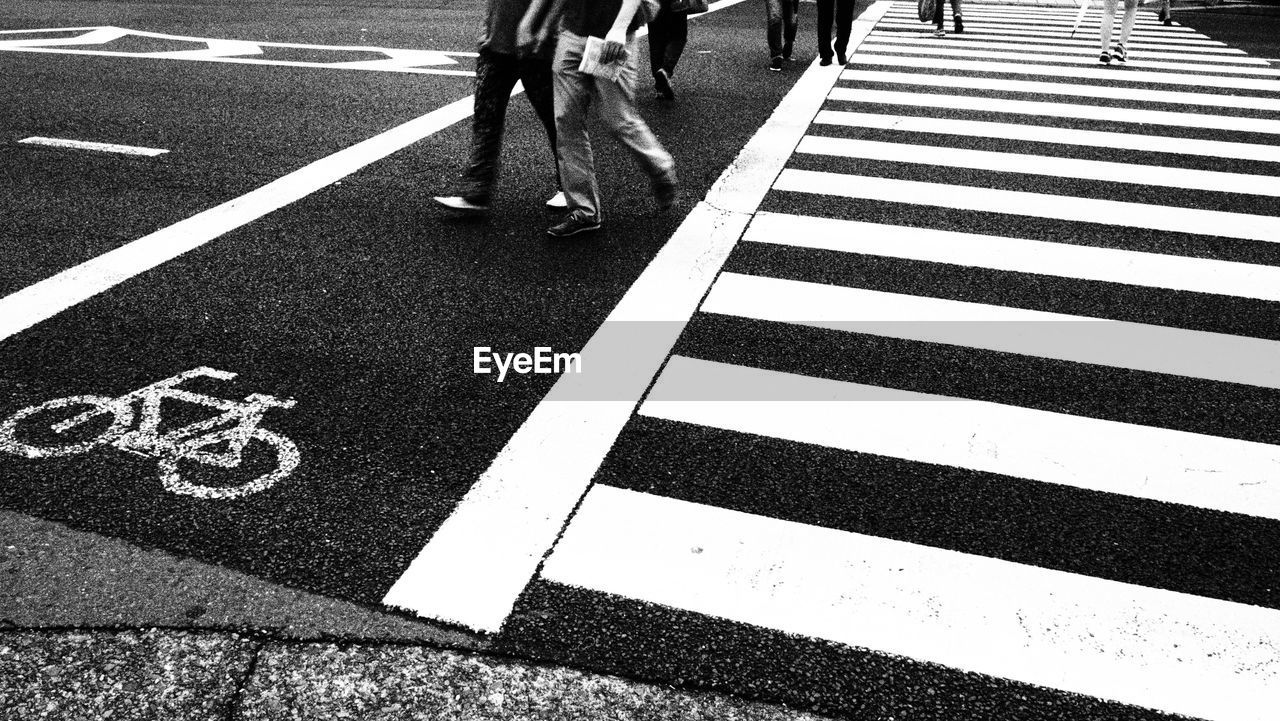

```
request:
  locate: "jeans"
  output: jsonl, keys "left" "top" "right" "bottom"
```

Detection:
{"left": 552, "top": 31, "right": 675, "bottom": 221}
{"left": 647, "top": 6, "right": 688, "bottom": 78}
{"left": 933, "top": 0, "right": 963, "bottom": 26}
{"left": 816, "top": 0, "right": 854, "bottom": 60}
{"left": 460, "top": 48, "right": 558, "bottom": 203}
{"left": 765, "top": 0, "right": 799, "bottom": 61}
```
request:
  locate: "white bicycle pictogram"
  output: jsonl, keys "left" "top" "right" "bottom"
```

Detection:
{"left": 0, "top": 367, "right": 300, "bottom": 500}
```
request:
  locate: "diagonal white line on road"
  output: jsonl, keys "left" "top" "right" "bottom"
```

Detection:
{"left": 814, "top": 110, "right": 1280, "bottom": 163}
{"left": 829, "top": 87, "right": 1280, "bottom": 134}
{"left": 858, "top": 43, "right": 1280, "bottom": 74}
{"left": 878, "top": 13, "right": 1201, "bottom": 33}
{"left": 796, "top": 134, "right": 1280, "bottom": 196}
{"left": 873, "top": 22, "right": 1224, "bottom": 43}
{"left": 869, "top": 30, "right": 1237, "bottom": 52}
{"left": 744, "top": 211, "right": 1280, "bottom": 301}
{"left": 640, "top": 356, "right": 1280, "bottom": 520}
{"left": 840, "top": 68, "right": 1280, "bottom": 111}
{"left": 775, "top": 168, "right": 1280, "bottom": 242}
{"left": 848, "top": 54, "right": 1280, "bottom": 92}
{"left": 544, "top": 485, "right": 1280, "bottom": 721}
{"left": 701, "top": 272, "right": 1280, "bottom": 387}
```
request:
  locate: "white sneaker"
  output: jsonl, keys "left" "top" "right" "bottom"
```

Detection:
{"left": 434, "top": 196, "right": 489, "bottom": 212}
{"left": 545, "top": 191, "right": 568, "bottom": 209}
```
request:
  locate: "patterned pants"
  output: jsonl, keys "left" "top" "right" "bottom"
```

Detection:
{"left": 460, "top": 48, "right": 558, "bottom": 203}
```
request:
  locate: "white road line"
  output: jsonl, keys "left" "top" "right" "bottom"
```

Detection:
{"left": 641, "top": 356, "right": 1280, "bottom": 520}
{"left": 862, "top": 35, "right": 1266, "bottom": 64}
{"left": 797, "top": 135, "right": 1280, "bottom": 196}
{"left": 840, "top": 68, "right": 1280, "bottom": 111}
{"left": 848, "top": 54, "right": 1280, "bottom": 92}
{"left": 379, "top": 0, "right": 848, "bottom": 633}
{"left": 744, "top": 211, "right": 1280, "bottom": 301}
{"left": 859, "top": 43, "right": 1280, "bottom": 75}
{"left": 868, "top": 31, "right": 1237, "bottom": 52}
{"left": 775, "top": 168, "right": 1280, "bottom": 243}
{"left": 814, "top": 110, "right": 1280, "bottom": 164}
{"left": 873, "top": 23, "right": 1222, "bottom": 43}
{"left": 0, "top": 95, "right": 474, "bottom": 342}
{"left": 544, "top": 485, "right": 1280, "bottom": 721}
{"left": 702, "top": 272, "right": 1280, "bottom": 387}
{"left": 878, "top": 14, "right": 1201, "bottom": 33}
{"left": 881, "top": 11, "right": 1196, "bottom": 29}
{"left": 828, "top": 87, "right": 1280, "bottom": 135}
{"left": 19, "top": 136, "right": 169, "bottom": 157}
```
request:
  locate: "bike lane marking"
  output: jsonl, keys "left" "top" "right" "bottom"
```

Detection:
{"left": 381, "top": 0, "right": 893, "bottom": 634}
{"left": 19, "top": 136, "right": 169, "bottom": 156}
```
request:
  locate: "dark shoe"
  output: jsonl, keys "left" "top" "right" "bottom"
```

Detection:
{"left": 547, "top": 212, "right": 601, "bottom": 238}
{"left": 819, "top": 55, "right": 833, "bottom": 66}
{"left": 1098, "top": 51, "right": 1111, "bottom": 64}
{"left": 1112, "top": 43, "right": 1127, "bottom": 62}
{"left": 434, "top": 195, "right": 489, "bottom": 213}
{"left": 836, "top": 51, "right": 847, "bottom": 65}
{"left": 654, "top": 68, "right": 675, "bottom": 100}
{"left": 954, "top": 15, "right": 964, "bottom": 33}
{"left": 933, "top": 26, "right": 946, "bottom": 37}
{"left": 769, "top": 56, "right": 783, "bottom": 72}
{"left": 653, "top": 173, "right": 679, "bottom": 211}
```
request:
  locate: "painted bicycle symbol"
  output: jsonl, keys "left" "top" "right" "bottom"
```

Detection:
{"left": 0, "top": 367, "right": 299, "bottom": 500}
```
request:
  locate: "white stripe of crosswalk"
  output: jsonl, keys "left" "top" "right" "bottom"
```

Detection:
{"left": 545, "top": 485, "right": 1280, "bottom": 721}
{"left": 796, "top": 134, "right": 1280, "bottom": 196}
{"left": 640, "top": 356, "right": 1280, "bottom": 520}
{"left": 813, "top": 110, "right": 1280, "bottom": 163}
{"left": 828, "top": 87, "right": 1280, "bottom": 134}
{"left": 873, "top": 23, "right": 1223, "bottom": 42}
{"left": 858, "top": 44, "right": 1280, "bottom": 75}
{"left": 868, "top": 30, "right": 1239, "bottom": 52}
{"left": 848, "top": 54, "right": 1280, "bottom": 92}
{"left": 744, "top": 212, "right": 1280, "bottom": 302}
{"left": 839, "top": 68, "right": 1280, "bottom": 111}
{"left": 701, "top": 272, "right": 1280, "bottom": 386}
{"left": 862, "top": 35, "right": 1267, "bottom": 63}
{"left": 879, "top": 13, "right": 1201, "bottom": 33}
{"left": 776, "top": 168, "right": 1280, "bottom": 242}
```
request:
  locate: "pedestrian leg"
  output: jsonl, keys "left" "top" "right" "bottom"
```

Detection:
{"left": 551, "top": 33, "right": 601, "bottom": 222}
{"left": 765, "top": 0, "right": 786, "bottom": 67}
{"left": 457, "top": 49, "right": 521, "bottom": 205}
{"left": 816, "top": 0, "right": 835, "bottom": 63}
{"left": 594, "top": 40, "right": 677, "bottom": 207}
{"left": 783, "top": 0, "right": 799, "bottom": 60}
{"left": 517, "top": 55, "right": 562, "bottom": 196}
{"left": 1099, "top": 0, "right": 1118, "bottom": 62}
{"left": 833, "top": 0, "right": 855, "bottom": 61}
{"left": 663, "top": 10, "right": 688, "bottom": 75}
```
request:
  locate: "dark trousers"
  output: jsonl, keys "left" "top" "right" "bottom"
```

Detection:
{"left": 460, "top": 48, "right": 558, "bottom": 203}
{"left": 765, "top": 0, "right": 799, "bottom": 60}
{"left": 648, "top": 7, "right": 688, "bottom": 78}
{"left": 934, "top": 0, "right": 963, "bottom": 27}
{"left": 816, "top": 0, "right": 855, "bottom": 60}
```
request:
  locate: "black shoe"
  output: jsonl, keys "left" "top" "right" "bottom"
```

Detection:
{"left": 836, "top": 51, "right": 847, "bottom": 65}
{"left": 954, "top": 15, "right": 964, "bottom": 33}
{"left": 769, "top": 56, "right": 783, "bottom": 72}
{"left": 654, "top": 68, "right": 674, "bottom": 100}
{"left": 1112, "top": 43, "right": 1127, "bottom": 62}
{"left": 653, "top": 173, "right": 679, "bottom": 211}
{"left": 547, "top": 212, "right": 601, "bottom": 238}
{"left": 1099, "top": 51, "right": 1111, "bottom": 64}
{"left": 819, "top": 55, "right": 832, "bottom": 66}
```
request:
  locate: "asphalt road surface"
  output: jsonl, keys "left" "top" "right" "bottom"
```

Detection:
{"left": 3, "top": 0, "right": 1280, "bottom": 719}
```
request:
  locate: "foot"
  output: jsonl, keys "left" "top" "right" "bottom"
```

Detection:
{"left": 1098, "top": 51, "right": 1111, "bottom": 64}
{"left": 954, "top": 15, "right": 964, "bottom": 33}
{"left": 654, "top": 68, "right": 675, "bottom": 100}
{"left": 933, "top": 27, "right": 946, "bottom": 37}
{"left": 769, "top": 56, "right": 783, "bottom": 72}
{"left": 653, "top": 173, "right": 679, "bottom": 211}
{"left": 434, "top": 195, "right": 489, "bottom": 213}
{"left": 545, "top": 191, "right": 567, "bottom": 210}
{"left": 1112, "top": 43, "right": 1127, "bottom": 62}
{"left": 546, "top": 211, "right": 601, "bottom": 238}
{"left": 836, "top": 51, "right": 847, "bottom": 65}
{"left": 819, "top": 55, "right": 832, "bottom": 66}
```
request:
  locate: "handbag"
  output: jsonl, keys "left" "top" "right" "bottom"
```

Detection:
{"left": 672, "top": 0, "right": 711, "bottom": 14}
{"left": 918, "top": 0, "right": 936, "bottom": 22}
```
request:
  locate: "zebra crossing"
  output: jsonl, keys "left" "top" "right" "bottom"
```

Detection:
{"left": 530, "top": 3, "right": 1280, "bottom": 720}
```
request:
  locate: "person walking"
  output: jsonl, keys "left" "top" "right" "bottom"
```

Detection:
{"left": 1157, "top": 0, "right": 1173, "bottom": 26}
{"left": 433, "top": 0, "right": 565, "bottom": 213}
{"left": 647, "top": 0, "right": 688, "bottom": 100}
{"left": 520, "top": 0, "right": 678, "bottom": 238}
{"left": 932, "top": 0, "right": 964, "bottom": 37}
{"left": 1098, "top": 0, "right": 1140, "bottom": 63}
{"left": 815, "top": 0, "right": 854, "bottom": 66}
{"left": 765, "top": 0, "right": 799, "bottom": 71}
